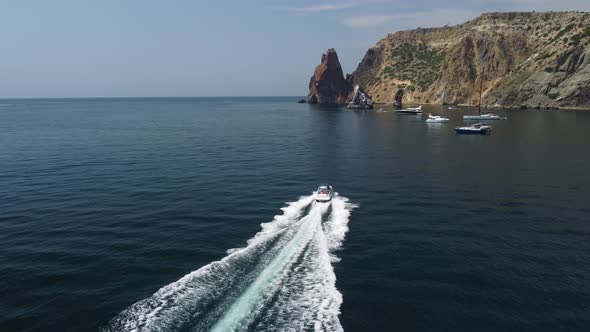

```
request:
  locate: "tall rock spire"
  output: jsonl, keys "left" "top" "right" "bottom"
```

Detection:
{"left": 307, "top": 48, "right": 353, "bottom": 104}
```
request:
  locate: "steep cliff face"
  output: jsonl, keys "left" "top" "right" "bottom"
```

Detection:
{"left": 352, "top": 12, "right": 590, "bottom": 108}
{"left": 307, "top": 48, "right": 353, "bottom": 104}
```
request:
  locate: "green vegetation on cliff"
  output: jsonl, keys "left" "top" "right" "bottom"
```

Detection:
{"left": 550, "top": 23, "right": 575, "bottom": 44}
{"left": 382, "top": 43, "right": 446, "bottom": 91}
{"left": 351, "top": 11, "right": 590, "bottom": 108}
{"left": 570, "top": 27, "right": 590, "bottom": 45}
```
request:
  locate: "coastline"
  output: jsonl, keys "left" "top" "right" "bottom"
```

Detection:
{"left": 370, "top": 102, "right": 590, "bottom": 111}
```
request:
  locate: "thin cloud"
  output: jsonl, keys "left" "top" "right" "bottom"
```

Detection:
{"left": 503, "top": 0, "right": 590, "bottom": 11}
{"left": 344, "top": 14, "right": 396, "bottom": 28}
{"left": 284, "top": 3, "right": 358, "bottom": 12}
{"left": 343, "top": 1, "right": 590, "bottom": 29}
{"left": 343, "top": 9, "right": 481, "bottom": 29}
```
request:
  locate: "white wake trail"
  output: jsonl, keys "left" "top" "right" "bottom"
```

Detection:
{"left": 210, "top": 201, "right": 332, "bottom": 331}
{"left": 247, "top": 194, "right": 357, "bottom": 332}
{"left": 104, "top": 193, "right": 355, "bottom": 332}
{"left": 323, "top": 195, "right": 357, "bottom": 263}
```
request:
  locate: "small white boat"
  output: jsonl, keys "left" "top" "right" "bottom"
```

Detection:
{"left": 425, "top": 113, "right": 449, "bottom": 123}
{"left": 463, "top": 113, "right": 501, "bottom": 120}
{"left": 315, "top": 183, "right": 334, "bottom": 202}
{"left": 455, "top": 123, "right": 491, "bottom": 135}
{"left": 395, "top": 105, "right": 422, "bottom": 114}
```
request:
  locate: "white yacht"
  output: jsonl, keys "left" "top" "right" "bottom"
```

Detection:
{"left": 315, "top": 183, "right": 334, "bottom": 202}
{"left": 395, "top": 105, "right": 422, "bottom": 114}
{"left": 426, "top": 113, "right": 449, "bottom": 123}
{"left": 455, "top": 123, "right": 491, "bottom": 135}
{"left": 463, "top": 113, "right": 501, "bottom": 120}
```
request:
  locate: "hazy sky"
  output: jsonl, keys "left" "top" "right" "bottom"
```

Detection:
{"left": 1, "top": 0, "right": 589, "bottom": 98}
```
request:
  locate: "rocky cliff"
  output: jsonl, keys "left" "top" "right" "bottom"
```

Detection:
{"left": 307, "top": 48, "right": 354, "bottom": 104}
{"left": 347, "top": 85, "right": 374, "bottom": 109}
{"left": 351, "top": 12, "right": 590, "bottom": 109}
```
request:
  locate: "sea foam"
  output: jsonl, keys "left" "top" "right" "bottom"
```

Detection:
{"left": 104, "top": 193, "right": 355, "bottom": 332}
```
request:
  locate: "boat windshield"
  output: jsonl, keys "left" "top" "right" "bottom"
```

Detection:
{"left": 318, "top": 186, "right": 330, "bottom": 194}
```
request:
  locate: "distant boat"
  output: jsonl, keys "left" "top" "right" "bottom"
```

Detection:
{"left": 464, "top": 113, "right": 501, "bottom": 120}
{"left": 395, "top": 105, "right": 423, "bottom": 114}
{"left": 426, "top": 113, "right": 449, "bottom": 123}
{"left": 463, "top": 67, "right": 503, "bottom": 121}
{"left": 455, "top": 123, "right": 491, "bottom": 135}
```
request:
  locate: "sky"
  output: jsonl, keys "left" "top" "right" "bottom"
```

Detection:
{"left": 1, "top": 0, "right": 589, "bottom": 98}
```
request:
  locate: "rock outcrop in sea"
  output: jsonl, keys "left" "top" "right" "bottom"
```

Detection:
{"left": 307, "top": 48, "right": 353, "bottom": 104}
{"left": 350, "top": 12, "right": 590, "bottom": 109}
{"left": 347, "top": 85, "right": 374, "bottom": 109}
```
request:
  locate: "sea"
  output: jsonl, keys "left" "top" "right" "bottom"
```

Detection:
{"left": 1, "top": 97, "right": 590, "bottom": 332}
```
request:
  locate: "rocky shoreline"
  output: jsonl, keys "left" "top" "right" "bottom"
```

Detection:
{"left": 304, "top": 11, "right": 590, "bottom": 110}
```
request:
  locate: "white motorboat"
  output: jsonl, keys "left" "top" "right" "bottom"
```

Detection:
{"left": 395, "top": 105, "right": 422, "bottom": 114}
{"left": 455, "top": 123, "right": 491, "bottom": 135}
{"left": 315, "top": 183, "right": 334, "bottom": 202}
{"left": 425, "top": 113, "right": 449, "bottom": 123}
{"left": 463, "top": 113, "right": 501, "bottom": 120}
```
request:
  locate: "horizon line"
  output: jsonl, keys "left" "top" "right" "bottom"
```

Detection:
{"left": 0, "top": 95, "right": 307, "bottom": 100}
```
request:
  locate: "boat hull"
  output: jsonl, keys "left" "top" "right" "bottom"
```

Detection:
{"left": 315, "top": 194, "right": 333, "bottom": 202}
{"left": 463, "top": 115, "right": 501, "bottom": 120}
{"left": 395, "top": 110, "right": 423, "bottom": 114}
{"left": 426, "top": 118, "right": 449, "bottom": 123}
{"left": 455, "top": 128, "right": 491, "bottom": 135}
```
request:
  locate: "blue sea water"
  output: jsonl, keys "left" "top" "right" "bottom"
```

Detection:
{"left": 1, "top": 97, "right": 590, "bottom": 331}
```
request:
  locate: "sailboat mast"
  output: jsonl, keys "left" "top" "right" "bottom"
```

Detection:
{"left": 478, "top": 67, "right": 484, "bottom": 115}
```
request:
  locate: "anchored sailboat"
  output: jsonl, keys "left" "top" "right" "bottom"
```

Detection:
{"left": 464, "top": 67, "right": 501, "bottom": 120}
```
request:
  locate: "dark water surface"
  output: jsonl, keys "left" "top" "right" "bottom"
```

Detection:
{"left": 1, "top": 97, "right": 590, "bottom": 331}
